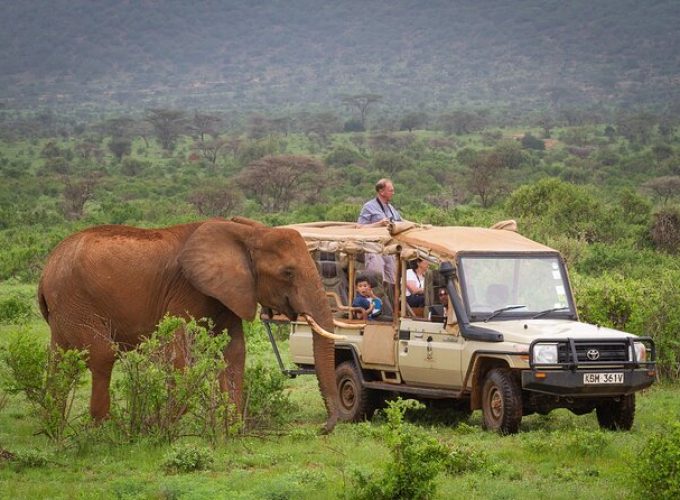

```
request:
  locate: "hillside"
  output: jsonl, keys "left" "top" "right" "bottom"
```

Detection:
{"left": 1, "top": 0, "right": 679, "bottom": 112}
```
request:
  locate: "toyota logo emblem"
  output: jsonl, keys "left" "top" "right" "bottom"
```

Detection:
{"left": 586, "top": 349, "right": 600, "bottom": 361}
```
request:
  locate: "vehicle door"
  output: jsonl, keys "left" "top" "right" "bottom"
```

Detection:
{"left": 397, "top": 317, "right": 465, "bottom": 389}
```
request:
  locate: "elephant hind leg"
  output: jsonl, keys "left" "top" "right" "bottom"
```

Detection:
{"left": 89, "top": 357, "right": 115, "bottom": 421}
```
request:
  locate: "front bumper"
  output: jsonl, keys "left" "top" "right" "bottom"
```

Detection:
{"left": 521, "top": 369, "right": 656, "bottom": 396}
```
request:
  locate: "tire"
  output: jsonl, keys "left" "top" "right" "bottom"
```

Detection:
{"left": 596, "top": 394, "right": 635, "bottom": 431}
{"left": 481, "top": 368, "right": 523, "bottom": 434}
{"left": 335, "top": 361, "right": 376, "bottom": 422}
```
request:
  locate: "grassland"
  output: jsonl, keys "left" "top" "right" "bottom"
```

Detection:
{"left": 1, "top": 302, "right": 677, "bottom": 500}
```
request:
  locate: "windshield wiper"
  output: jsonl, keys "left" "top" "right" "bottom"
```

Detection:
{"left": 484, "top": 305, "right": 526, "bottom": 323}
{"left": 531, "top": 306, "right": 570, "bottom": 319}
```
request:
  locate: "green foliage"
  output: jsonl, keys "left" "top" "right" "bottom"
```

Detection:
{"left": 636, "top": 422, "right": 680, "bottom": 499}
{"left": 572, "top": 273, "right": 639, "bottom": 330}
{"left": 443, "top": 445, "right": 490, "bottom": 474}
{"left": 243, "top": 362, "right": 296, "bottom": 432}
{"left": 650, "top": 205, "right": 680, "bottom": 254}
{"left": 325, "top": 146, "right": 365, "bottom": 168}
{"left": 162, "top": 443, "right": 215, "bottom": 473}
{"left": 573, "top": 271, "right": 680, "bottom": 378}
{"left": 9, "top": 449, "right": 49, "bottom": 469}
{"left": 350, "top": 399, "right": 449, "bottom": 500}
{"left": 0, "top": 293, "right": 34, "bottom": 323}
{"left": 521, "top": 133, "right": 545, "bottom": 150}
{"left": 506, "top": 178, "right": 610, "bottom": 242}
{"left": 0, "top": 329, "right": 87, "bottom": 443}
{"left": 112, "top": 316, "right": 236, "bottom": 443}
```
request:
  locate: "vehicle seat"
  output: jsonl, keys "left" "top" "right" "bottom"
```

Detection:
{"left": 316, "top": 251, "right": 349, "bottom": 310}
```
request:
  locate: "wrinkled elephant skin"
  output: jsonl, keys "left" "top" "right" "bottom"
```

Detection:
{"left": 38, "top": 218, "right": 339, "bottom": 432}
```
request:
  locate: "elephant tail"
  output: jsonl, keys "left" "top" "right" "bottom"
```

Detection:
{"left": 37, "top": 281, "right": 49, "bottom": 323}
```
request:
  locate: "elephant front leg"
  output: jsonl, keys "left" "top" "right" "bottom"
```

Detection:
{"left": 222, "top": 318, "right": 246, "bottom": 417}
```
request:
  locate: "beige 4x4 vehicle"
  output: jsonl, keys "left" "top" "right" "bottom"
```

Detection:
{"left": 265, "top": 221, "right": 656, "bottom": 434}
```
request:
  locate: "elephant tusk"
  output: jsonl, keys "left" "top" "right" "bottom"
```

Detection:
{"left": 302, "top": 314, "right": 346, "bottom": 341}
{"left": 333, "top": 319, "right": 366, "bottom": 330}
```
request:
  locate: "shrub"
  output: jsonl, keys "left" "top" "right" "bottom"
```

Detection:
{"left": 572, "top": 273, "right": 639, "bottom": 330}
{"left": 243, "top": 362, "right": 296, "bottom": 432}
{"left": 0, "top": 294, "right": 34, "bottom": 323}
{"left": 325, "top": 146, "right": 365, "bottom": 168}
{"left": 162, "top": 443, "right": 214, "bottom": 473}
{"left": 506, "top": 178, "right": 608, "bottom": 242}
{"left": 636, "top": 422, "right": 680, "bottom": 499}
{"left": 112, "top": 316, "right": 235, "bottom": 443}
{"left": 11, "top": 448, "right": 49, "bottom": 469}
{"left": 650, "top": 205, "right": 680, "bottom": 254}
{"left": 0, "top": 330, "right": 87, "bottom": 443}
{"left": 350, "top": 399, "right": 449, "bottom": 500}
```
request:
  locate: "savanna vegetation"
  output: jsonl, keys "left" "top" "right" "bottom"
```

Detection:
{"left": 0, "top": 101, "right": 679, "bottom": 498}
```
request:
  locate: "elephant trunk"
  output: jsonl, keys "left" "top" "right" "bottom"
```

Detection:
{"left": 302, "top": 290, "right": 340, "bottom": 433}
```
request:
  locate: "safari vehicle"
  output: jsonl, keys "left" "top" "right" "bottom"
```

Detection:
{"left": 264, "top": 221, "right": 656, "bottom": 434}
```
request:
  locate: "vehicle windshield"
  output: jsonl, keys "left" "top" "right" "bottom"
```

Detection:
{"left": 458, "top": 254, "right": 575, "bottom": 321}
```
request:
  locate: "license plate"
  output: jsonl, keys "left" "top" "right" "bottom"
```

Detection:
{"left": 583, "top": 372, "right": 624, "bottom": 384}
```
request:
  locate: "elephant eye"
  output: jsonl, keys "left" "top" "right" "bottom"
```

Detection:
{"left": 282, "top": 267, "right": 295, "bottom": 280}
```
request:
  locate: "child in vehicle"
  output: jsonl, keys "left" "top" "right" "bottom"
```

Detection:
{"left": 352, "top": 275, "right": 382, "bottom": 319}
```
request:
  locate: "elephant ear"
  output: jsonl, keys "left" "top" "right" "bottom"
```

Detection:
{"left": 179, "top": 220, "right": 258, "bottom": 320}
{"left": 230, "top": 216, "right": 265, "bottom": 227}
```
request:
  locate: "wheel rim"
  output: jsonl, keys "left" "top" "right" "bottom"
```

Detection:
{"left": 339, "top": 377, "right": 356, "bottom": 410}
{"left": 488, "top": 386, "right": 503, "bottom": 421}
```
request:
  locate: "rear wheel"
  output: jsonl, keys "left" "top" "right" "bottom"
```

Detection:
{"left": 335, "top": 362, "right": 377, "bottom": 422}
{"left": 596, "top": 394, "right": 635, "bottom": 431}
{"left": 481, "top": 368, "right": 523, "bottom": 434}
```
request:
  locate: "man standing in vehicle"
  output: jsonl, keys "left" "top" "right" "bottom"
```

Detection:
{"left": 358, "top": 178, "right": 402, "bottom": 227}
{"left": 357, "top": 178, "right": 403, "bottom": 285}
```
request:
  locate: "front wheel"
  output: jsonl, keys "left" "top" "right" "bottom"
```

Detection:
{"left": 481, "top": 368, "right": 523, "bottom": 434}
{"left": 596, "top": 394, "right": 635, "bottom": 431}
{"left": 335, "top": 362, "right": 376, "bottom": 422}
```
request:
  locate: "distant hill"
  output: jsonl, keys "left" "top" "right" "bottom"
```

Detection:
{"left": 1, "top": 0, "right": 678, "bottom": 112}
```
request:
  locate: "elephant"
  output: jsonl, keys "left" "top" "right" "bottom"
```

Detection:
{"left": 38, "top": 217, "right": 341, "bottom": 432}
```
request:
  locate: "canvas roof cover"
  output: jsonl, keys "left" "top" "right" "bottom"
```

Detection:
{"left": 284, "top": 221, "right": 557, "bottom": 261}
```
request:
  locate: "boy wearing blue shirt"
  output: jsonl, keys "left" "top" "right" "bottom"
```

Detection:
{"left": 351, "top": 275, "right": 382, "bottom": 319}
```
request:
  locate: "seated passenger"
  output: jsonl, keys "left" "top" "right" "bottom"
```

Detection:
{"left": 352, "top": 275, "right": 383, "bottom": 320}
{"left": 406, "top": 258, "right": 428, "bottom": 308}
{"left": 428, "top": 287, "right": 448, "bottom": 320}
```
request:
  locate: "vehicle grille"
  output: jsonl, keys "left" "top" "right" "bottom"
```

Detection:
{"left": 557, "top": 341, "right": 628, "bottom": 363}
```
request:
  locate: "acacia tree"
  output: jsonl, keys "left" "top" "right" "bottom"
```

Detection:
{"left": 108, "top": 137, "right": 132, "bottom": 161}
{"left": 399, "top": 111, "right": 427, "bottom": 132}
{"left": 61, "top": 174, "right": 100, "bottom": 220}
{"left": 642, "top": 176, "right": 680, "bottom": 203}
{"left": 190, "top": 112, "right": 222, "bottom": 141}
{"left": 145, "top": 109, "right": 187, "bottom": 152}
{"left": 341, "top": 93, "right": 382, "bottom": 130}
{"left": 465, "top": 151, "right": 505, "bottom": 208}
{"left": 187, "top": 181, "right": 245, "bottom": 217}
{"left": 236, "top": 155, "right": 326, "bottom": 212}
{"left": 192, "top": 138, "right": 228, "bottom": 166}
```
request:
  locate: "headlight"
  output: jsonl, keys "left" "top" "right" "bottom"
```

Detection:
{"left": 630, "top": 341, "right": 647, "bottom": 362}
{"left": 533, "top": 343, "right": 558, "bottom": 364}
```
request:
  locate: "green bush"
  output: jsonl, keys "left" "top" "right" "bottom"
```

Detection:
{"left": 0, "top": 294, "right": 34, "bottom": 323}
{"left": 11, "top": 448, "right": 49, "bottom": 469}
{"left": 572, "top": 273, "right": 639, "bottom": 330}
{"left": 162, "top": 443, "right": 214, "bottom": 473}
{"left": 350, "top": 399, "right": 449, "bottom": 500}
{"left": 636, "top": 422, "right": 680, "bottom": 499}
{"left": 505, "top": 178, "right": 610, "bottom": 242}
{"left": 0, "top": 329, "right": 88, "bottom": 443}
{"left": 112, "top": 316, "right": 234, "bottom": 443}
{"left": 243, "top": 362, "right": 296, "bottom": 432}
